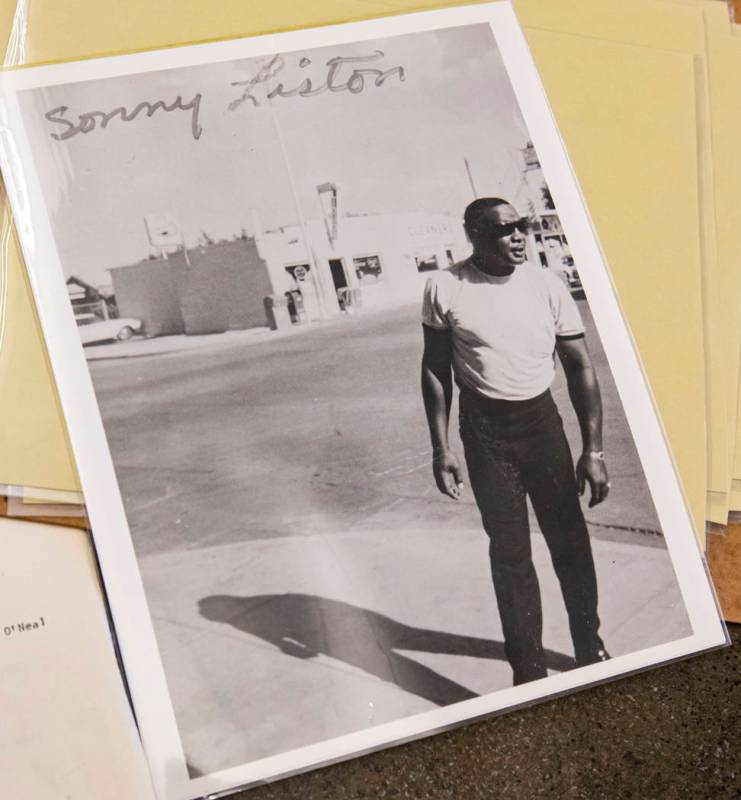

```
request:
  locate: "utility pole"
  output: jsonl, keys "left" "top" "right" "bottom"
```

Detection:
{"left": 464, "top": 157, "right": 478, "bottom": 199}
{"left": 258, "top": 58, "right": 330, "bottom": 319}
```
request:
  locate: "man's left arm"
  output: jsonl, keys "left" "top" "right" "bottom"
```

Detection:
{"left": 556, "top": 336, "right": 609, "bottom": 507}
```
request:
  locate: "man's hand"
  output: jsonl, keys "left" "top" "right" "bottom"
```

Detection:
{"left": 576, "top": 452, "right": 609, "bottom": 507}
{"left": 433, "top": 449, "right": 464, "bottom": 500}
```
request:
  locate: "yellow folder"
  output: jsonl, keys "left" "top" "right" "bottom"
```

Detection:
{"left": 708, "top": 31, "right": 741, "bottom": 511}
{"left": 0, "top": 0, "right": 724, "bottom": 542}
{"left": 512, "top": 0, "right": 733, "bottom": 525}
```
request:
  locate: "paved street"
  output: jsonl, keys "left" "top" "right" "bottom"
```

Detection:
{"left": 89, "top": 300, "right": 690, "bottom": 776}
{"left": 91, "top": 300, "right": 662, "bottom": 555}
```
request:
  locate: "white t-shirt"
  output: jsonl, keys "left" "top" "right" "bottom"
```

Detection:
{"left": 421, "top": 259, "right": 585, "bottom": 401}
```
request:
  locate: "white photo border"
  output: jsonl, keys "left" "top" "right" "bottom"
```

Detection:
{"left": 0, "top": 3, "right": 726, "bottom": 799}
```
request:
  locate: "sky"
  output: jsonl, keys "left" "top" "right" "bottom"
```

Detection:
{"left": 20, "top": 23, "right": 538, "bottom": 285}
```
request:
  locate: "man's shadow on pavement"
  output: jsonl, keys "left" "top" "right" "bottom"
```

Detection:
{"left": 199, "top": 593, "right": 574, "bottom": 707}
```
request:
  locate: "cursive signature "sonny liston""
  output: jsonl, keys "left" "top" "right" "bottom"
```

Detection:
{"left": 42, "top": 49, "right": 405, "bottom": 142}
{"left": 44, "top": 93, "right": 203, "bottom": 142}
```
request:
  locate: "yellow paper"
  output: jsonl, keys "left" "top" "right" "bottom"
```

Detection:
{"left": 695, "top": 2, "right": 738, "bottom": 522}
{"left": 513, "top": 0, "right": 725, "bottom": 526}
{"left": 511, "top": 0, "right": 723, "bottom": 530}
{"left": 707, "top": 34, "right": 741, "bottom": 507}
{"left": 724, "top": 17, "right": 741, "bottom": 512}
{"left": 0, "top": 194, "right": 80, "bottom": 491}
{"left": 518, "top": 29, "right": 704, "bottom": 538}
{"left": 730, "top": 22, "right": 741, "bottom": 511}
{"left": 0, "top": 0, "right": 12, "bottom": 46}
{"left": 694, "top": 0, "right": 739, "bottom": 521}
{"left": 504, "top": 0, "right": 733, "bottom": 528}
{"left": 20, "top": 486, "right": 84, "bottom": 504}
{"left": 0, "top": 518, "right": 155, "bottom": 799}
{"left": 0, "top": 0, "right": 711, "bottom": 539}
{"left": 722, "top": 19, "right": 741, "bottom": 512}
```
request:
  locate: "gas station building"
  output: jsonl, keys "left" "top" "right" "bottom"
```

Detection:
{"left": 256, "top": 211, "right": 471, "bottom": 320}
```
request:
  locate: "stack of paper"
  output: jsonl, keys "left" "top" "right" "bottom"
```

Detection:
{"left": 0, "top": 1, "right": 736, "bottom": 798}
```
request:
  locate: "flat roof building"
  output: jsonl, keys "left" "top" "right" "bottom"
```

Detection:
{"left": 257, "top": 211, "right": 471, "bottom": 318}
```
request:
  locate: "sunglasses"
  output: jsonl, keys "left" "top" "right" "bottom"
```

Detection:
{"left": 476, "top": 217, "right": 531, "bottom": 237}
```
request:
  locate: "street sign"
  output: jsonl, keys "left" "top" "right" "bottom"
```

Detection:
{"left": 144, "top": 212, "right": 182, "bottom": 248}
{"left": 317, "top": 182, "right": 339, "bottom": 245}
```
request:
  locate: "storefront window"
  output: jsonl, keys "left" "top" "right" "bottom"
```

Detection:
{"left": 415, "top": 253, "right": 439, "bottom": 272}
{"left": 353, "top": 255, "right": 383, "bottom": 283}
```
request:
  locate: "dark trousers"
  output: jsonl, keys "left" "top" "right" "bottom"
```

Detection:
{"left": 459, "top": 386, "right": 604, "bottom": 685}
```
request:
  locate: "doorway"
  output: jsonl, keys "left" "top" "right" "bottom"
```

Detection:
{"left": 329, "top": 259, "right": 349, "bottom": 310}
{"left": 328, "top": 259, "right": 348, "bottom": 291}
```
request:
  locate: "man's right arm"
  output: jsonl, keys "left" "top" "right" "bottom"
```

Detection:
{"left": 421, "top": 324, "right": 463, "bottom": 500}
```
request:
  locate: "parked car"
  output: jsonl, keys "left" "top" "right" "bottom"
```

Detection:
{"left": 553, "top": 258, "right": 583, "bottom": 295}
{"left": 562, "top": 264, "right": 583, "bottom": 294}
{"left": 75, "top": 313, "right": 143, "bottom": 345}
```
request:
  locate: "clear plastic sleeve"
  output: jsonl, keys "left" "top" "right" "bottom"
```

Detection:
{"left": 0, "top": 2, "right": 731, "bottom": 800}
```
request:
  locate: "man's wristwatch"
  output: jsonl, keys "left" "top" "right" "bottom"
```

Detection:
{"left": 585, "top": 450, "right": 605, "bottom": 461}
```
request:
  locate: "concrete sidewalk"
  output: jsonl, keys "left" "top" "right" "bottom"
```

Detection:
{"left": 84, "top": 326, "right": 275, "bottom": 361}
{"left": 93, "top": 300, "right": 684, "bottom": 777}
{"left": 140, "top": 525, "right": 690, "bottom": 777}
{"left": 83, "top": 310, "right": 368, "bottom": 361}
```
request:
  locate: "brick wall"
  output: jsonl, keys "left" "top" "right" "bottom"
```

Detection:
{"left": 111, "top": 238, "right": 272, "bottom": 337}
{"left": 173, "top": 239, "right": 272, "bottom": 335}
{"left": 110, "top": 260, "right": 185, "bottom": 338}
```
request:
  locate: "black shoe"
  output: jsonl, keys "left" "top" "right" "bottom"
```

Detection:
{"left": 574, "top": 648, "right": 611, "bottom": 668}
{"left": 512, "top": 666, "right": 548, "bottom": 686}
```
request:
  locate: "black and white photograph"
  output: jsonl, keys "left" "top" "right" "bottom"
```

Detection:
{"left": 0, "top": 4, "right": 725, "bottom": 799}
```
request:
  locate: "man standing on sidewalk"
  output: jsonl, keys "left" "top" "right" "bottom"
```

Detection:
{"left": 420, "top": 197, "right": 611, "bottom": 686}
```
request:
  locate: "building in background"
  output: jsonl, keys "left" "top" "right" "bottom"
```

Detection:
{"left": 520, "top": 141, "right": 580, "bottom": 291}
{"left": 257, "top": 209, "right": 470, "bottom": 318}
{"left": 67, "top": 276, "right": 117, "bottom": 321}
{"left": 110, "top": 236, "right": 272, "bottom": 337}
{"left": 107, "top": 161, "right": 580, "bottom": 340}
{"left": 108, "top": 206, "right": 469, "bottom": 337}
